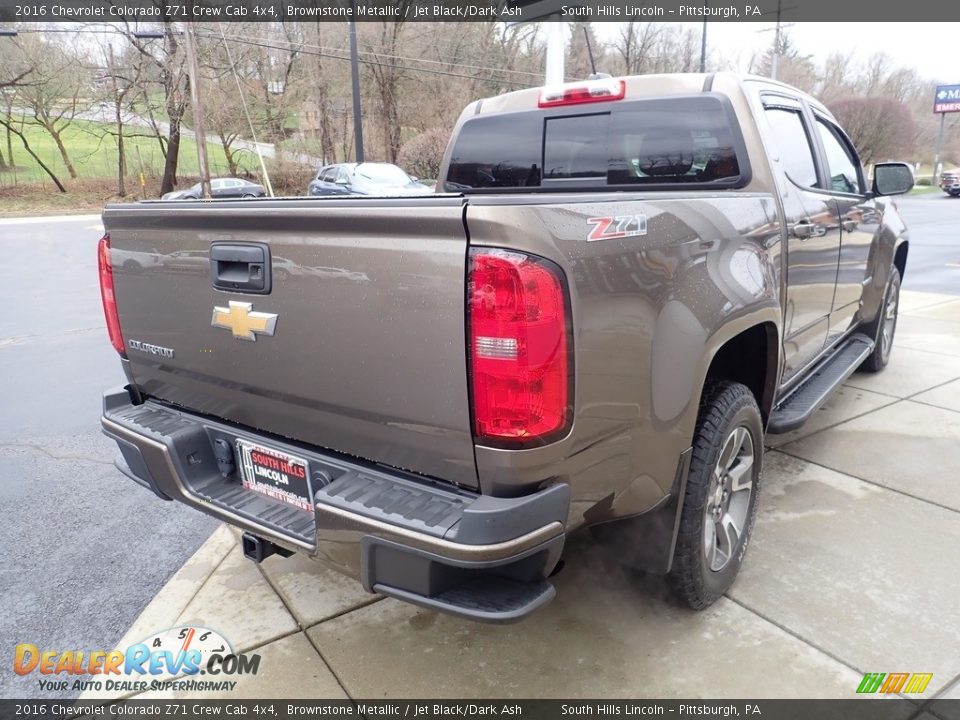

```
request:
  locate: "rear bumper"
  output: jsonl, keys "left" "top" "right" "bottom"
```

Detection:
{"left": 101, "top": 388, "right": 568, "bottom": 623}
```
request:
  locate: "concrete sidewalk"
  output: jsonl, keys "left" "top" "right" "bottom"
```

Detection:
{"left": 85, "top": 291, "right": 960, "bottom": 711}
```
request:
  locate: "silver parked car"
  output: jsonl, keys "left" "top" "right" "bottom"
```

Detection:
{"left": 162, "top": 178, "right": 266, "bottom": 201}
{"left": 307, "top": 163, "right": 432, "bottom": 197}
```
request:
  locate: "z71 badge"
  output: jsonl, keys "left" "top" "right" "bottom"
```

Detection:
{"left": 586, "top": 214, "right": 648, "bottom": 242}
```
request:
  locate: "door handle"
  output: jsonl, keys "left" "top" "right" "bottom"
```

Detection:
{"left": 842, "top": 219, "right": 857, "bottom": 232}
{"left": 792, "top": 221, "right": 818, "bottom": 240}
{"left": 209, "top": 242, "right": 272, "bottom": 294}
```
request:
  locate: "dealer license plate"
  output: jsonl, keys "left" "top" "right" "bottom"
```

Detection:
{"left": 236, "top": 439, "right": 313, "bottom": 512}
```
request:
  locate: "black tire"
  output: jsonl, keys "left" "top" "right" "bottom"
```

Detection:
{"left": 859, "top": 266, "right": 901, "bottom": 373}
{"left": 668, "top": 381, "right": 763, "bottom": 610}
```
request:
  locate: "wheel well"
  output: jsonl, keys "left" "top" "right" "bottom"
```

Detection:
{"left": 893, "top": 241, "right": 908, "bottom": 280}
{"left": 705, "top": 323, "right": 778, "bottom": 423}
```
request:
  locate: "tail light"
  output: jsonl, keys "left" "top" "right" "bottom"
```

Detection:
{"left": 97, "top": 233, "right": 125, "bottom": 355}
{"left": 468, "top": 249, "right": 571, "bottom": 445}
{"left": 538, "top": 78, "right": 625, "bottom": 108}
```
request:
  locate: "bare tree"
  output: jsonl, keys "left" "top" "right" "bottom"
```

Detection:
{"left": 365, "top": 21, "right": 408, "bottom": 163}
{"left": 197, "top": 43, "right": 250, "bottom": 177}
{"left": 308, "top": 22, "right": 339, "bottom": 164}
{"left": 0, "top": 38, "right": 34, "bottom": 170}
{"left": 119, "top": 20, "right": 188, "bottom": 195}
{"left": 397, "top": 126, "right": 450, "bottom": 179}
{"left": 11, "top": 31, "right": 90, "bottom": 179}
{"left": 0, "top": 115, "right": 66, "bottom": 191}
{"left": 97, "top": 40, "right": 147, "bottom": 197}
{"left": 830, "top": 97, "right": 917, "bottom": 164}
{"left": 612, "top": 22, "right": 662, "bottom": 75}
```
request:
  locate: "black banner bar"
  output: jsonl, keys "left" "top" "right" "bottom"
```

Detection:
{"left": 1, "top": 699, "right": 955, "bottom": 720}
{"left": 2, "top": 0, "right": 960, "bottom": 23}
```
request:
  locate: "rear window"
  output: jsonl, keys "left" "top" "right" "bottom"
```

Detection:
{"left": 544, "top": 114, "right": 609, "bottom": 180}
{"left": 444, "top": 94, "right": 748, "bottom": 192}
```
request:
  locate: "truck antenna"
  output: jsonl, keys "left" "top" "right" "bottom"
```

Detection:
{"left": 583, "top": 27, "right": 610, "bottom": 80}
{"left": 584, "top": 27, "right": 597, "bottom": 76}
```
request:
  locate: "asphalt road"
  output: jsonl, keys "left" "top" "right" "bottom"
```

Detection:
{"left": 896, "top": 193, "right": 960, "bottom": 294}
{"left": 0, "top": 215, "right": 217, "bottom": 700}
{"left": 0, "top": 193, "right": 954, "bottom": 699}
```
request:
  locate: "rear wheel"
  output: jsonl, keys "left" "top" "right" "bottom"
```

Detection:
{"left": 860, "top": 266, "right": 900, "bottom": 373}
{"left": 669, "top": 381, "right": 762, "bottom": 610}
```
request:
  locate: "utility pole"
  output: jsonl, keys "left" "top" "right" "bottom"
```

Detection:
{"left": 771, "top": 0, "right": 782, "bottom": 80}
{"left": 348, "top": 3, "right": 364, "bottom": 163}
{"left": 700, "top": 14, "right": 708, "bottom": 73}
{"left": 933, "top": 112, "right": 946, "bottom": 185}
{"left": 545, "top": 19, "right": 565, "bottom": 85}
{"left": 182, "top": 19, "right": 211, "bottom": 199}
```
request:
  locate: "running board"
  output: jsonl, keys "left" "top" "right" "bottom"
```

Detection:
{"left": 768, "top": 334, "right": 874, "bottom": 434}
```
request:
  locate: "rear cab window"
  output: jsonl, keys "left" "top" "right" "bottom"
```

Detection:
{"left": 445, "top": 94, "right": 750, "bottom": 192}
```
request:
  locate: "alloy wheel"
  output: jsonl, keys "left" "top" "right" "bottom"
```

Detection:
{"left": 702, "top": 425, "right": 755, "bottom": 572}
{"left": 880, "top": 278, "right": 899, "bottom": 360}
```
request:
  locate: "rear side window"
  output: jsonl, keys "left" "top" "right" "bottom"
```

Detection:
{"left": 444, "top": 94, "right": 747, "bottom": 192}
{"left": 445, "top": 114, "right": 542, "bottom": 190}
{"left": 763, "top": 108, "right": 818, "bottom": 189}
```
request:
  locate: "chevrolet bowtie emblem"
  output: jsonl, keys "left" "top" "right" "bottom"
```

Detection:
{"left": 211, "top": 301, "right": 278, "bottom": 341}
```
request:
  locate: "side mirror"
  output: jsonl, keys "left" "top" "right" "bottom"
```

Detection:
{"left": 409, "top": 176, "right": 419, "bottom": 182}
{"left": 872, "top": 162, "right": 914, "bottom": 196}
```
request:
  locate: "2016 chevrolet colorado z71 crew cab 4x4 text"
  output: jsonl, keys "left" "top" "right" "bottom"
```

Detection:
{"left": 99, "top": 72, "right": 914, "bottom": 622}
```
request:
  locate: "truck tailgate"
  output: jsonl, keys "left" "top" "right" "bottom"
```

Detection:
{"left": 103, "top": 197, "right": 478, "bottom": 488}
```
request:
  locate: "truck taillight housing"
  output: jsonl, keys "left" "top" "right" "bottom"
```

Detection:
{"left": 468, "top": 249, "right": 572, "bottom": 445}
{"left": 538, "top": 78, "right": 625, "bottom": 108}
{"left": 97, "top": 233, "right": 125, "bottom": 355}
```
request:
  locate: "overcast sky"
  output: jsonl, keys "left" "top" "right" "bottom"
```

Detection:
{"left": 593, "top": 22, "right": 958, "bottom": 85}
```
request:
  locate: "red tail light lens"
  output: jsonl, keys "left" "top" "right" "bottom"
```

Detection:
{"left": 538, "top": 78, "right": 625, "bottom": 108}
{"left": 468, "top": 249, "right": 571, "bottom": 444}
{"left": 97, "top": 233, "right": 125, "bottom": 355}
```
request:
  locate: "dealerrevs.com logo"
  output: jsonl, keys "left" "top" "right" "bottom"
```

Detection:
{"left": 14, "top": 626, "right": 261, "bottom": 694}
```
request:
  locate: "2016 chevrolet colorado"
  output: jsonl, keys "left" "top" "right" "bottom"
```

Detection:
{"left": 99, "top": 73, "right": 914, "bottom": 622}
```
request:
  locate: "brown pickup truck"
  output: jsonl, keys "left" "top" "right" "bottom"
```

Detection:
{"left": 99, "top": 72, "right": 914, "bottom": 622}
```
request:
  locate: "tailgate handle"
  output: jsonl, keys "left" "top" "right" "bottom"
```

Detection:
{"left": 209, "top": 242, "right": 271, "bottom": 294}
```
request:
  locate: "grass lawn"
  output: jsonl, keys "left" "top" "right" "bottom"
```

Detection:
{"left": 909, "top": 185, "right": 944, "bottom": 195}
{"left": 0, "top": 116, "right": 261, "bottom": 189}
{"left": 0, "top": 178, "right": 117, "bottom": 216}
